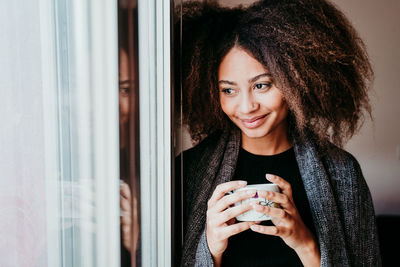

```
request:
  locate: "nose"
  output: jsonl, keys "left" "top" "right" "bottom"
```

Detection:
{"left": 239, "top": 92, "right": 258, "bottom": 114}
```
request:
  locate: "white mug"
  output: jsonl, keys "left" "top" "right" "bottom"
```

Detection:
{"left": 233, "top": 183, "right": 280, "bottom": 221}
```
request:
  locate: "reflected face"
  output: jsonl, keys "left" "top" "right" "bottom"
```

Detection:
{"left": 218, "top": 47, "right": 288, "bottom": 140}
{"left": 119, "top": 49, "right": 130, "bottom": 125}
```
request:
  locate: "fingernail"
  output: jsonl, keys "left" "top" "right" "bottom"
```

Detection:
{"left": 250, "top": 225, "right": 259, "bottom": 231}
{"left": 238, "top": 181, "right": 247, "bottom": 186}
{"left": 266, "top": 174, "right": 275, "bottom": 180}
{"left": 247, "top": 190, "right": 256, "bottom": 195}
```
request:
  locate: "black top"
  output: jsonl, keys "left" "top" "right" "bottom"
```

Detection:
{"left": 221, "top": 147, "right": 316, "bottom": 267}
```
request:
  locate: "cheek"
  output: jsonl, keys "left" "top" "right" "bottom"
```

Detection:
{"left": 219, "top": 96, "right": 229, "bottom": 115}
{"left": 259, "top": 91, "right": 287, "bottom": 112}
{"left": 119, "top": 95, "right": 130, "bottom": 115}
{"left": 274, "top": 98, "right": 289, "bottom": 120}
{"left": 219, "top": 96, "right": 236, "bottom": 117}
{"left": 274, "top": 98, "right": 287, "bottom": 112}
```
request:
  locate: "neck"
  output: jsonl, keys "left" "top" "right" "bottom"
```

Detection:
{"left": 241, "top": 123, "right": 291, "bottom": 156}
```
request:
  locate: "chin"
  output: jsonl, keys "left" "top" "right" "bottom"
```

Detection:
{"left": 241, "top": 128, "right": 270, "bottom": 139}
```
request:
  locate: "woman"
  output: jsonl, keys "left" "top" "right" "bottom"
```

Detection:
{"left": 176, "top": 0, "right": 381, "bottom": 266}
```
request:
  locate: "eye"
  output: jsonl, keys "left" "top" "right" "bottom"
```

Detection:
{"left": 254, "top": 83, "right": 272, "bottom": 90}
{"left": 221, "top": 88, "right": 236, "bottom": 95}
{"left": 119, "top": 87, "right": 130, "bottom": 95}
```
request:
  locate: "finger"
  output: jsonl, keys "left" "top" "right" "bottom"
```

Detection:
{"left": 213, "top": 189, "right": 256, "bottom": 212}
{"left": 219, "top": 221, "right": 256, "bottom": 240}
{"left": 120, "top": 183, "right": 132, "bottom": 200}
{"left": 120, "top": 211, "right": 132, "bottom": 225}
{"left": 250, "top": 225, "right": 281, "bottom": 236}
{"left": 120, "top": 196, "right": 132, "bottom": 213}
{"left": 132, "top": 196, "right": 139, "bottom": 219}
{"left": 265, "top": 174, "right": 292, "bottom": 199}
{"left": 121, "top": 223, "right": 132, "bottom": 239}
{"left": 216, "top": 202, "right": 254, "bottom": 225}
{"left": 258, "top": 190, "right": 292, "bottom": 209}
{"left": 208, "top": 180, "right": 247, "bottom": 208}
{"left": 253, "top": 204, "right": 289, "bottom": 220}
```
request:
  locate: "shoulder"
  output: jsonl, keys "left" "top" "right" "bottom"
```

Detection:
{"left": 175, "top": 130, "right": 223, "bottom": 188}
{"left": 318, "top": 147, "right": 380, "bottom": 265}
{"left": 294, "top": 136, "right": 362, "bottom": 179}
{"left": 322, "top": 143, "right": 361, "bottom": 172}
{"left": 175, "top": 131, "right": 224, "bottom": 218}
{"left": 176, "top": 130, "right": 223, "bottom": 165}
{"left": 320, "top": 143, "right": 369, "bottom": 194}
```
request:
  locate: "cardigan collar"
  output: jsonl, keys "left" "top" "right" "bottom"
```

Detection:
{"left": 293, "top": 137, "right": 350, "bottom": 266}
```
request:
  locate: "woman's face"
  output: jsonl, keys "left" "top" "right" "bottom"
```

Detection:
{"left": 218, "top": 47, "right": 288, "bottom": 141}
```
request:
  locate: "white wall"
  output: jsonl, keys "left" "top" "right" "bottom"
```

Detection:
{"left": 334, "top": 0, "right": 400, "bottom": 215}
{"left": 178, "top": 0, "right": 400, "bottom": 215}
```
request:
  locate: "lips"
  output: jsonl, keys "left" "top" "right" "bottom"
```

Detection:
{"left": 240, "top": 114, "right": 268, "bottom": 129}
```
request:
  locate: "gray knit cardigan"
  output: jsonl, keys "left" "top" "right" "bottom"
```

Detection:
{"left": 180, "top": 129, "right": 381, "bottom": 267}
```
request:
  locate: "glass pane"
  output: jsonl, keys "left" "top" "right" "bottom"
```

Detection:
{"left": 0, "top": 0, "right": 120, "bottom": 266}
{"left": 0, "top": 1, "right": 48, "bottom": 265}
{"left": 48, "top": 1, "right": 121, "bottom": 266}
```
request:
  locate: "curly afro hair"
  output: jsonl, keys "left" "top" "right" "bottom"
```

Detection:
{"left": 176, "top": 0, "right": 373, "bottom": 148}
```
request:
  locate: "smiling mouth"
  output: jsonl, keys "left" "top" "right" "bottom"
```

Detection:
{"left": 240, "top": 114, "right": 268, "bottom": 129}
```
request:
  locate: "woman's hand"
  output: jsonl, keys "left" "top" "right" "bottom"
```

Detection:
{"left": 120, "top": 181, "right": 132, "bottom": 251}
{"left": 120, "top": 181, "right": 139, "bottom": 254}
{"left": 206, "top": 180, "right": 259, "bottom": 266}
{"left": 250, "top": 174, "right": 320, "bottom": 267}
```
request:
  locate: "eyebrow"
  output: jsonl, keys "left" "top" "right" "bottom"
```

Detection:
{"left": 218, "top": 73, "right": 271, "bottom": 85}
{"left": 248, "top": 73, "right": 271, "bottom": 83}
{"left": 119, "top": 80, "right": 133, "bottom": 86}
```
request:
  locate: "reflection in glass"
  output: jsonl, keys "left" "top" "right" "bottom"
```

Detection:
{"left": 118, "top": 0, "right": 141, "bottom": 266}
